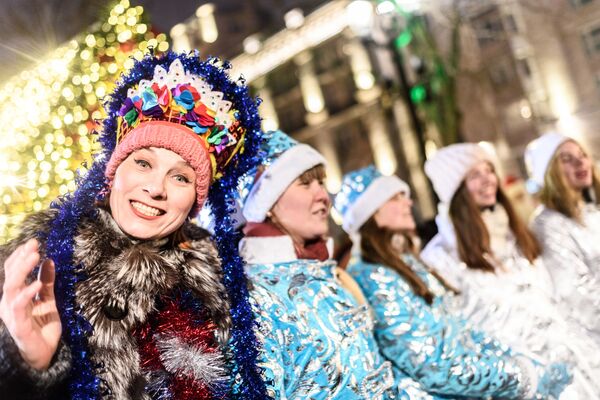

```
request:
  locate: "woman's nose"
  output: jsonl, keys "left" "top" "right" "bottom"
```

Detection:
{"left": 572, "top": 156, "right": 584, "bottom": 167}
{"left": 143, "top": 177, "right": 166, "bottom": 199}
{"left": 313, "top": 182, "right": 330, "bottom": 203}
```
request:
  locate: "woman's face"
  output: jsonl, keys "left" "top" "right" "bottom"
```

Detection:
{"left": 271, "top": 175, "right": 330, "bottom": 244}
{"left": 556, "top": 140, "right": 593, "bottom": 191}
{"left": 374, "top": 191, "right": 415, "bottom": 231}
{"left": 109, "top": 147, "right": 197, "bottom": 240}
{"left": 465, "top": 160, "right": 498, "bottom": 208}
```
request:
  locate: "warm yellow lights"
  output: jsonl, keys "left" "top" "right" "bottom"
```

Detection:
{"left": 0, "top": 0, "right": 169, "bottom": 242}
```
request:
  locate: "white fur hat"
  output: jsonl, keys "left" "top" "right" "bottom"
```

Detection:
{"left": 524, "top": 132, "right": 570, "bottom": 190}
{"left": 241, "top": 130, "right": 326, "bottom": 223}
{"left": 334, "top": 166, "right": 410, "bottom": 234}
{"left": 424, "top": 143, "right": 495, "bottom": 204}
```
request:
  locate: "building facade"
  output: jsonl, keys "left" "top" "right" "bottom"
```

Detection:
{"left": 171, "top": 0, "right": 600, "bottom": 224}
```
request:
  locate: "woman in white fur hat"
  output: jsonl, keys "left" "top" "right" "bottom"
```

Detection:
{"left": 420, "top": 142, "right": 600, "bottom": 399}
{"left": 526, "top": 132, "right": 600, "bottom": 348}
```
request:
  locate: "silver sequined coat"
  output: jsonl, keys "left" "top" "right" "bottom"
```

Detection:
{"left": 422, "top": 205, "right": 600, "bottom": 399}
{"left": 530, "top": 204, "right": 600, "bottom": 348}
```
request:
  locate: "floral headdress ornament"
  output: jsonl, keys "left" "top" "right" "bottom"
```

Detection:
{"left": 117, "top": 58, "right": 245, "bottom": 180}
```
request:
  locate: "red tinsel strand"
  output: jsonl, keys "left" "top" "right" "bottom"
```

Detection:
{"left": 171, "top": 375, "right": 211, "bottom": 400}
{"left": 133, "top": 295, "right": 221, "bottom": 399}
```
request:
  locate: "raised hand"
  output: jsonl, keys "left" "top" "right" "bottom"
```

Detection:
{"left": 0, "top": 239, "right": 61, "bottom": 370}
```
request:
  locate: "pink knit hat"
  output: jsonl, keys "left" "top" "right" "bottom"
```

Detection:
{"left": 105, "top": 120, "right": 212, "bottom": 216}
{"left": 102, "top": 57, "right": 252, "bottom": 217}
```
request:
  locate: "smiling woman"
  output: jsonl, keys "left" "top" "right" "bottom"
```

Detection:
{"left": 527, "top": 132, "right": 600, "bottom": 356}
{"left": 109, "top": 147, "right": 198, "bottom": 240}
{"left": 236, "top": 130, "right": 434, "bottom": 399}
{"left": 0, "top": 52, "right": 266, "bottom": 399}
{"left": 420, "top": 142, "right": 600, "bottom": 398}
{"left": 334, "top": 165, "right": 575, "bottom": 399}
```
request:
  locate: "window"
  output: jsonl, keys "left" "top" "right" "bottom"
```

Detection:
{"left": 313, "top": 38, "right": 345, "bottom": 75}
{"left": 595, "top": 71, "right": 600, "bottom": 96}
{"left": 505, "top": 14, "right": 518, "bottom": 33}
{"left": 582, "top": 26, "right": 600, "bottom": 56}
{"left": 274, "top": 96, "right": 306, "bottom": 133}
{"left": 517, "top": 59, "right": 531, "bottom": 77}
{"left": 267, "top": 62, "right": 299, "bottom": 97}
{"left": 334, "top": 119, "right": 374, "bottom": 173}
{"left": 570, "top": 0, "right": 593, "bottom": 8}
{"left": 321, "top": 68, "right": 356, "bottom": 115}
{"left": 471, "top": 7, "right": 505, "bottom": 47}
{"left": 489, "top": 59, "right": 515, "bottom": 87}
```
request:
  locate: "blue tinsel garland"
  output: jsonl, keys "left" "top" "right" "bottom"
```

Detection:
{"left": 41, "top": 51, "right": 267, "bottom": 399}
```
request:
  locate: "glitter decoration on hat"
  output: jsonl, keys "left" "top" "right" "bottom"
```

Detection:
{"left": 335, "top": 165, "right": 410, "bottom": 234}
{"left": 38, "top": 52, "right": 267, "bottom": 399}
{"left": 238, "top": 130, "right": 299, "bottom": 200}
{"left": 334, "top": 165, "right": 381, "bottom": 218}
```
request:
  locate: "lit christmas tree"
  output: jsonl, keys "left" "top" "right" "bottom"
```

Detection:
{"left": 0, "top": 0, "right": 170, "bottom": 242}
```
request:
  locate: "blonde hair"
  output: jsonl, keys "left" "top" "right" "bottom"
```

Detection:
{"left": 539, "top": 148, "right": 600, "bottom": 222}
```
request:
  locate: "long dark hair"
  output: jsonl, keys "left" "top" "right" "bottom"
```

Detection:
{"left": 449, "top": 180, "right": 541, "bottom": 271}
{"left": 359, "top": 216, "right": 457, "bottom": 305}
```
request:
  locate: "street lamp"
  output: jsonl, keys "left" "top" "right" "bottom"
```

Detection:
{"left": 346, "top": 0, "right": 436, "bottom": 219}
{"left": 346, "top": 0, "right": 428, "bottom": 168}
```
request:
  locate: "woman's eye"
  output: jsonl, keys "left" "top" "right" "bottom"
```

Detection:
{"left": 174, "top": 174, "right": 191, "bottom": 183}
{"left": 134, "top": 159, "right": 150, "bottom": 168}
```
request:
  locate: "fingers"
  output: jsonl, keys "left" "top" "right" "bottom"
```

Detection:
{"left": 10, "top": 280, "right": 42, "bottom": 331}
{"left": 3, "top": 239, "right": 41, "bottom": 299}
{"left": 38, "top": 259, "right": 56, "bottom": 302}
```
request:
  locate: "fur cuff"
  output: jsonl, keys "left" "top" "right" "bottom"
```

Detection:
{"left": 0, "top": 323, "right": 71, "bottom": 395}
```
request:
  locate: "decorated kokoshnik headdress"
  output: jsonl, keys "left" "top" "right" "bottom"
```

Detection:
{"left": 104, "top": 56, "right": 250, "bottom": 215}
{"left": 42, "top": 52, "right": 267, "bottom": 399}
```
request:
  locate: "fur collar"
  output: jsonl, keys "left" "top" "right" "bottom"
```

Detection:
{"left": 2, "top": 208, "right": 231, "bottom": 399}
{"left": 239, "top": 235, "right": 333, "bottom": 264}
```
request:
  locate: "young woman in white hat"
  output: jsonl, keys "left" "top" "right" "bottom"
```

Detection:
{"left": 421, "top": 142, "right": 600, "bottom": 398}
{"left": 238, "top": 130, "right": 435, "bottom": 399}
{"left": 526, "top": 132, "right": 600, "bottom": 348}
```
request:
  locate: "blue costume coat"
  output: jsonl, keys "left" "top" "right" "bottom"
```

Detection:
{"left": 240, "top": 236, "right": 436, "bottom": 399}
{"left": 347, "top": 253, "right": 539, "bottom": 399}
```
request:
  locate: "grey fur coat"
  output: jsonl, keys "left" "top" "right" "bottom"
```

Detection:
{"left": 0, "top": 208, "right": 231, "bottom": 399}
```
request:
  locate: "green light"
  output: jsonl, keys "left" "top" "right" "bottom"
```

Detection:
{"left": 394, "top": 30, "right": 412, "bottom": 48}
{"left": 410, "top": 84, "right": 426, "bottom": 103}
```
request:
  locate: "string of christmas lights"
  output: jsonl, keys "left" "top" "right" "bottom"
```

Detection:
{"left": 0, "top": 0, "right": 170, "bottom": 243}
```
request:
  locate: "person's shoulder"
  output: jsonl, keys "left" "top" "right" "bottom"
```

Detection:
{"left": 530, "top": 205, "right": 570, "bottom": 232}
{"left": 346, "top": 258, "right": 403, "bottom": 293}
{"left": 183, "top": 222, "right": 212, "bottom": 242}
{"left": 420, "top": 233, "right": 450, "bottom": 262}
{"left": 180, "top": 221, "right": 220, "bottom": 258}
{"left": 346, "top": 257, "right": 380, "bottom": 277}
{"left": 1, "top": 208, "right": 58, "bottom": 251}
